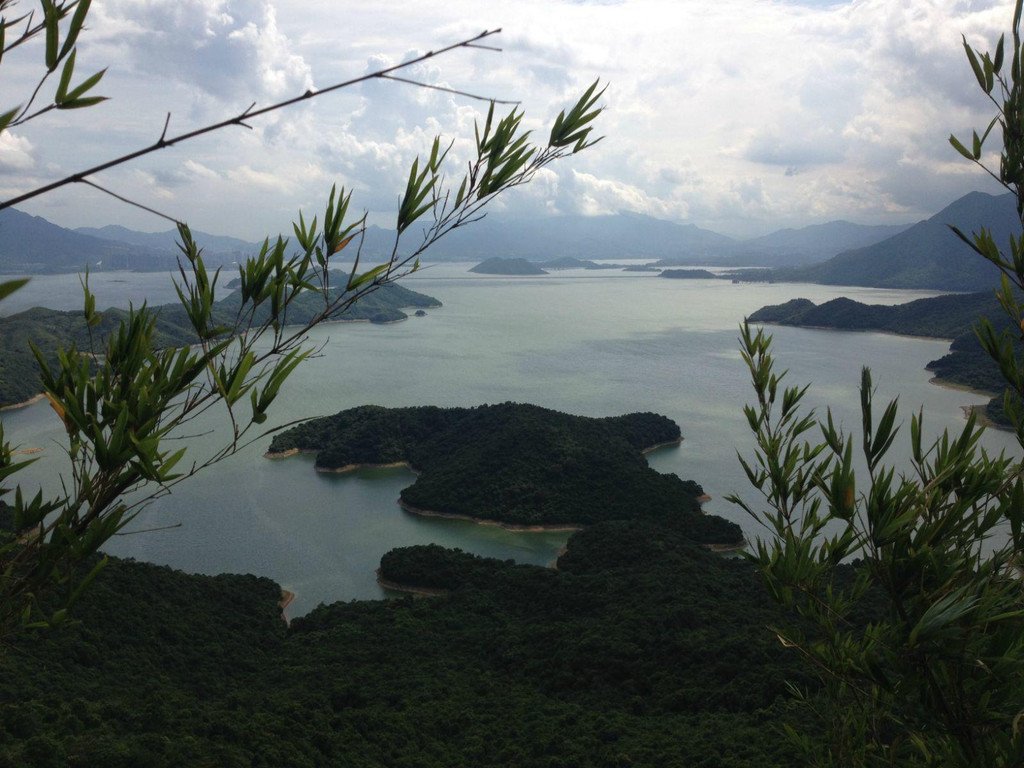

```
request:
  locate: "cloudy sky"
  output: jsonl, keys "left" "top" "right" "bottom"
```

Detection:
{"left": 0, "top": 0, "right": 1015, "bottom": 240}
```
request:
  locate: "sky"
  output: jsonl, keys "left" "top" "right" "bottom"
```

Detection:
{"left": 0, "top": 0, "right": 1016, "bottom": 240}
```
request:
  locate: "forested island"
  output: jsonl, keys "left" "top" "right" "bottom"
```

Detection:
{"left": 748, "top": 291, "right": 1016, "bottom": 426}
{"left": 658, "top": 269, "right": 718, "bottom": 280}
{"left": 469, "top": 257, "right": 548, "bottom": 275}
{"left": 268, "top": 403, "right": 741, "bottom": 542}
{"left": 0, "top": 282, "right": 440, "bottom": 409}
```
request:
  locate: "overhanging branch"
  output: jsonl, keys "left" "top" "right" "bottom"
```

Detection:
{"left": 0, "top": 28, "right": 505, "bottom": 212}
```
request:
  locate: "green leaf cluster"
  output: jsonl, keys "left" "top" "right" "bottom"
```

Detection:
{"left": 1, "top": 0, "right": 106, "bottom": 133}
{"left": 731, "top": 321, "right": 1024, "bottom": 766}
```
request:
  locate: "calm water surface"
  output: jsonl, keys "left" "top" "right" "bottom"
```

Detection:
{"left": 2, "top": 264, "right": 1015, "bottom": 616}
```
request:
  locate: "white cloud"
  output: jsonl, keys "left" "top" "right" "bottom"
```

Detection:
{"left": 91, "top": 0, "right": 313, "bottom": 102}
{"left": 0, "top": 132, "right": 36, "bottom": 173}
{"left": 3, "top": 0, "right": 1019, "bottom": 238}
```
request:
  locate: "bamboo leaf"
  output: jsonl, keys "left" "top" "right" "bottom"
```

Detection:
{"left": 63, "top": 67, "right": 107, "bottom": 102}
{"left": 56, "top": 49, "right": 76, "bottom": 103}
{"left": 0, "top": 278, "right": 29, "bottom": 302}
{"left": 43, "top": 0, "right": 59, "bottom": 70}
{"left": 59, "top": 0, "right": 92, "bottom": 61}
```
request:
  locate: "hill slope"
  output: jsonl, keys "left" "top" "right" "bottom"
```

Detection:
{"left": 772, "top": 192, "right": 1015, "bottom": 290}
{"left": 728, "top": 220, "right": 912, "bottom": 265}
{"left": 749, "top": 291, "right": 1015, "bottom": 425}
{"left": 76, "top": 224, "right": 261, "bottom": 255}
{"left": 0, "top": 208, "right": 174, "bottom": 272}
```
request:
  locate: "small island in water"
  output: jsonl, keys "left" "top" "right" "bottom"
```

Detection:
{"left": 659, "top": 268, "right": 719, "bottom": 280}
{"left": 268, "top": 402, "right": 741, "bottom": 544}
{"left": 469, "top": 257, "right": 548, "bottom": 275}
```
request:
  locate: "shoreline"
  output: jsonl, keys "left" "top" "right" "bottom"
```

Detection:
{"left": 398, "top": 499, "right": 586, "bottom": 533}
{"left": 263, "top": 447, "right": 316, "bottom": 459}
{"left": 961, "top": 403, "right": 1007, "bottom": 431}
{"left": 927, "top": 375, "right": 1001, "bottom": 397}
{"left": 705, "top": 539, "right": 748, "bottom": 553}
{"left": 929, "top": 377, "right": 1013, "bottom": 432}
{"left": 375, "top": 569, "right": 449, "bottom": 598}
{"left": 754, "top": 319, "right": 955, "bottom": 343}
{"left": 263, "top": 448, "right": 418, "bottom": 474}
{"left": 317, "top": 460, "right": 414, "bottom": 474}
{"left": 279, "top": 589, "right": 295, "bottom": 610}
{"left": 640, "top": 437, "right": 683, "bottom": 454}
{"left": 0, "top": 393, "right": 45, "bottom": 412}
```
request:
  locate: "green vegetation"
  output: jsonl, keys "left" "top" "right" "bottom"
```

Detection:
{"left": 749, "top": 291, "right": 1018, "bottom": 426}
{"left": 0, "top": 522, "right": 809, "bottom": 768}
{"left": 469, "top": 257, "right": 548, "bottom": 275}
{"left": 748, "top": 292, "right": 1000, "bottom": 338}
{"left": 0, "top": 0, "right": 607, "bottom": 635}
{"left": 269, "top": 403, "right": 740, "bottom": 541}
{"left": 659, "top": 269, "right": 718, "bottom": 280}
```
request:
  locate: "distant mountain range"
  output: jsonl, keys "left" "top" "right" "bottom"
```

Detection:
{"left": 0, "top": 208, "right": 174, "bottom": 273}
{"left": 758, "top": 192, "right": 1016, "bottom": 291}
{"left": 0, "top": 208, "right": 258, "bottom": 273}
{"left": 423, "top": 212, "right": 737, "bottom": 261}
{"left": 0, "top": 192, "right": 1017, "bottom": 289}
{"left": 719, "top": 220, "right": 913, "bottom": 266}
{"left": 76, "top": 224, "right": 262, "bottom": 256}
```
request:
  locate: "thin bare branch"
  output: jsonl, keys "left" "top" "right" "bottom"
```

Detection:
{"left": 0, "top": 28, "right": 504, "bottom": 212}
{"left": 78, "top": 179, "right": 182, "bottom": 226}
{"left": 377, "top": 74, "right": 519, "bottom": 105}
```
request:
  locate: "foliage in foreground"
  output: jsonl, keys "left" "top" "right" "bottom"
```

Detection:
{"left": 732, "top": 7, "right": 1024, "bottom": 763}
{"left": 731, "top": 325, "right": 1024, "bottom": 765}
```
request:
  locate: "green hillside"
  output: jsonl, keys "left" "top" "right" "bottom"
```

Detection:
{"left": 269, "top": 403, "right": 740, "bottom": 540}
{"left": 747, "top": 192, "right": 1016, "bottom": 290}
{"left": 749, "top": 291, "right": 1016, "bottom": 426}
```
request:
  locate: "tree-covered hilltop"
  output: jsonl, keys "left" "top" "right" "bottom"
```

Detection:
{"left": 269, "top": 403, "right": 740, "bottom": 541}
{"left": 747, "top": 291, "right": 1000, "bottom": 338}
{"left": 658, "top": 269, "right": 719, "bottom": 280}
{"left": 749, "top": 291, "right": 1017, "bottom": 427}
{"left": 0, "top": 521, "right": 811, "bottom": 768}
{"left": 469, "top": 257, "right": 548, "bottom": 275}
{"left": 0, "top": 283, "right": 440, "bottom": 408}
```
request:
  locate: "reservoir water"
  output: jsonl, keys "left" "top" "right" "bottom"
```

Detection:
{"left": 2, "top": 264, "right": 1015, "bottom": 616}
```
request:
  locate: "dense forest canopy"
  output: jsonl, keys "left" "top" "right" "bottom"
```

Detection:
{"left": 270, "top": 403, "right": 741, "bottom": 541}
{"left": 0, "top": 518, "right": 812, "bottom": 767}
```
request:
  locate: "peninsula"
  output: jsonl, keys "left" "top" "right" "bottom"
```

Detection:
{"left": 0, "top": 281, "right": 440, "bottom": 409}
{"left": 748, "top": 291, "right": 1015, "bottom": 426}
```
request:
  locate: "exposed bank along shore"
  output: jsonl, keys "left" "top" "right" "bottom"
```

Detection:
{"left": 264, "top": 435, "right": 736, "bottom": 543}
